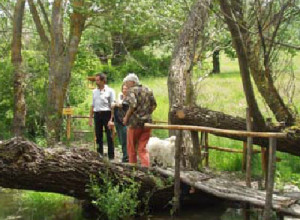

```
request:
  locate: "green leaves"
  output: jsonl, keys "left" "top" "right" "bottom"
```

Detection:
{"left": 88, "top": 172, "right": 141, "bottom": 220}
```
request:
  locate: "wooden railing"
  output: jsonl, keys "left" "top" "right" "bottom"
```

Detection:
{"left": 144, "top": 123, "right": 287, "bottom": 220}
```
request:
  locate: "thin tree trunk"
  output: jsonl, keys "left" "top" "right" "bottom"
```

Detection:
{"left": 27, "top": 0, "right": 49, "bottom": 47}
{"left": 212, "top": 49, "right": 220, "bottom": 73}
{"left": 111, "top": 32, "right": 126, "bottom": 65}
{"left": 11, "top": 0, "right": 26, "bottom": 137}
{"left": 219, "top": 0, "right": 266, "bottom": 131}
{"left": 248, "top": 42, "right": 294, "bottom": 125}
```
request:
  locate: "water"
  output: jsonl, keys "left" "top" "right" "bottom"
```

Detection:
{"left": 0, "top": 189, "right": 297, "bottom": 220}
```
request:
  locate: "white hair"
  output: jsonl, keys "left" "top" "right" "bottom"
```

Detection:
{"left": 123, "top": 73, "right": 139, "bottom": 84}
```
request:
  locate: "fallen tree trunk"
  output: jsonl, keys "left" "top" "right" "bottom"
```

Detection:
{"left": 169, "top": 105, "right": 300, "bottom": 156}
{"left": 1, "top": 138, "right": 299, "bottom": 217}
{"left": 0, "top": 137, "right": 173, "bottom": 207}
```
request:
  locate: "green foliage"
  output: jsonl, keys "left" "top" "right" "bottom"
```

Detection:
{"left": 0, "top": 57, "right": 14, "bottom": 139}
{"left": 98, "top": 50, "right": 170, "bottom": 83}
{"left": 23, "top": 50, "right": 48, "bottom": 141}
{"left": 88, "top": 172, "right": 141, "bottom": 220}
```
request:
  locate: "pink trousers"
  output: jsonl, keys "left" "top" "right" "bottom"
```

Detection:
{"left": 127, "top": 127, "right": 151, "bottom": 167}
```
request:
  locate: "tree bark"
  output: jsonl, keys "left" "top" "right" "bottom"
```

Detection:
{"left": 212, "top": 49, "right": 220, "bottom": 74}
{"left": 27, "top": 0, "right": 50, "bottom": 47}
{"left": 0, "top": 137, "right": 173, "bottom": 207}
{"left": 168, "top": 0, "right": 210, "bottom": 168}
{"left": 111, "top": 32, "right": 126, "bottom": 65}
{"left": 170, "top": 105, "right": 300, "bottom": 156}
{"left": 11, "top": 0, "right": 26, "bottom": 137}
{"left": 46, "top": 0, "right": 86, "bottom": 146}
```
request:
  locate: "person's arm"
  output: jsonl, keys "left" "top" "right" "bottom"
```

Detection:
{"left": 123, "top": 106, "right": 134, "bottom": 125}
{"left": 89, "top": 106, "right": 94, "bottom": 127}
{"left": 122, "top": 88, "right": 136, "bottom": 125}
{"left": 149, "top": 91, "right": 157, "bottom": 113}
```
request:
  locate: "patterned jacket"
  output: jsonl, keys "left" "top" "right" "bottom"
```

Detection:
{"left": 126, "top": 84, "right": 157, "bottom": 128}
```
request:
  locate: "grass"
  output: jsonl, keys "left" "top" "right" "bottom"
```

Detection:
{"left": 0, "top": 190, "right": 84, "bottom": 220}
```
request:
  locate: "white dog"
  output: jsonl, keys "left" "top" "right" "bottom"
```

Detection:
{"left": 146, "top": 136, "right": 176, "bottom": 168}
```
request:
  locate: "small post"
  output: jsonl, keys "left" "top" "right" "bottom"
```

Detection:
{"left": 242, "top": 141, "right": 247, "bottom": 172}
{"left": 191, "top": 131, "right": 201, "bottom": 170}
{"left": 263, "top": 137, "right": 277, "bottom": 220}
{"left": 173, "top": 130, "right": 183, "bottom": 215}
{"left": 246, "top": 108, "right": 253, "bottom": 187}
{"left": 200, "top": 132, "right": 204, "bottom": 165}
{"left": 204, "top": 132, "right": 209, "bottom": 167}
{"left": 261, "top": 147, "right": 267, "bottom": 187}
{"left": 66, "top": 115, "right": 71, "bottom": 141}
{"left": 63, "top": 106, "right": 73, "bottom": 143}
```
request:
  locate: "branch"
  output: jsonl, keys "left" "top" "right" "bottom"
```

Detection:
{"left": 68, "top": 0, "right": 87, "bottom": 65}
{"left": 27, "top": 0, "right": 50, "bottom": 47}
{"left": 37, "top": 0, "right": 51, "bottom": 33}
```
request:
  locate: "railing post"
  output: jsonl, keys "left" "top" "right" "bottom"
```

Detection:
{"left": 66, "top": 115, "right": 71, "bottom": 143}
{"left": 173, "top": 129, "right": 183, "bottom": 215}
{"left": 242, "top": 141, "right": 247, "bottom": 172}
{"left": 191, "top": 131, "right": 201, "bottom": 170}
{"left": 246, "top": 108, "right": 253, "bottom": 187}
{"left": 204, "top": 132, "right": 209, "bottom": 167}
{"left": 263, "top": 137, "right": 277, "bottom": 220}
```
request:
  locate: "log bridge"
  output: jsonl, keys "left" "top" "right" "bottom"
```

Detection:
{"left": 144, "top": 123, "right": 300, "bottom": 219}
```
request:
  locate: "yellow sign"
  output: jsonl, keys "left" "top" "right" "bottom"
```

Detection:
{"left": 63, "top": 107, "right": 73, "bottom": 115}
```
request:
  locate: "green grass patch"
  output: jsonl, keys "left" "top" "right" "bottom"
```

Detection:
{"left": 18, "top": 191, "right": 83, "bottom": 219}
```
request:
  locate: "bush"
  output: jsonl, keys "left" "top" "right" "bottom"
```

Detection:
{"left": 88, "top": 171, "right": 141, "bottom": 220}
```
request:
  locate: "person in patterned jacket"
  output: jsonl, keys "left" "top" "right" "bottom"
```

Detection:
{"left": 123, "top": 73, "right": 157, "bottom": 167}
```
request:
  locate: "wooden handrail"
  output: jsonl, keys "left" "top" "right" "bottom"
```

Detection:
{"left": 144, "top": 123, "right": 287, "bottom": 139}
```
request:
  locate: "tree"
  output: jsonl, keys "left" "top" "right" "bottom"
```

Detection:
{"left": 218, "top": 0, "right": 297, "bottom": 127}
{"left": 11, "top": 0, "right": 26, "bottom": 137}
{"left": 168, "top": 0, "right": 210, "bottom": 168}
{"left": 27, "top": 0, "right": 87, "bottom": 146}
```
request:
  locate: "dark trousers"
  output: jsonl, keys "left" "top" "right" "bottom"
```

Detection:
{"left": 94, "top": 111, "right": 114, "bottom": 159}
{"left": 115, "top": 121, "right": 128, "bottom": 162}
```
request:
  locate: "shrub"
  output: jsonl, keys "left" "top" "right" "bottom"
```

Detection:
{"left": 88, "top": 171, "right": 141, "bottom": 220}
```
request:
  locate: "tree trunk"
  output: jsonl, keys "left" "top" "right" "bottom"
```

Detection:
{"left": 11, "top": 0, "right": 26, "bottom": 137}
{"left": 1, "top": 138, "right": 299, "bottom": 217}
{"left": 0, "top": 137, "right": 173, "bottom": 208}
{"left": 219, "top": 0, "right": 266, "bottom": 131}
{"left": 212, "top": 49, "right": 220, "bottom": 74}
{"left": 46, "top": 0, "right": 86, "bottom": 146}
{"left": 220, "top": 0, "right": 295, "bottom": 126}
{"left": 170, "top": 105, "right": 300, "bottom": 156}
{"left": 111, "top": 32, "right": 126, "bottom": 65}
{"left": 168, "top": 0, "right": 210, "bottom": 168}
{"left": 248, "top": 41, "right": 295, "bottom": 125}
